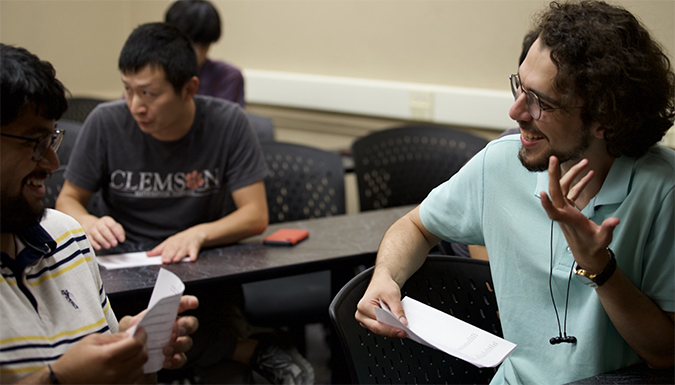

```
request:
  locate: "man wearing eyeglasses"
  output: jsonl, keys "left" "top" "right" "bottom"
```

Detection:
{"left": 0, "top": 43, "right": 199, "bottom": 384}
{"left": 355, "top": 1, "right": 674, "bottom": 384}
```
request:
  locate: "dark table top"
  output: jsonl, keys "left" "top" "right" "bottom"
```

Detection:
{"left": 99, "top": 205, "right": 413, "bottom": 295}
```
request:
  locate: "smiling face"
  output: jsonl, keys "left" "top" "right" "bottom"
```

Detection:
{"left": 122, "top": 65, "right": 197, "bottom": 142}
{"left": 0, "top": 106, "right": 60, "bottom": 232}
{"left": 509, "top": 38, "right": 596, "bottom": 172}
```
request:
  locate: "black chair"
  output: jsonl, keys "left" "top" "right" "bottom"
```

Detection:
{"left": 44, "top": 120, "right": 82, "bottom": 209}
{"left": 352, "top": 125, "right": 488, "bottom": 211}
{"left": 55, "top": 119, "right": 83, "bottom": 165}
{"left": 245, "top": 111, "right": 275, "bottom": 142}
{"left": 261, "top": 141, "right": 345, "bottom": 224}
{"left": 61, "top": 97, "right": 108, "bottom": 123}
{"left": 44, "top": 167, "right": 65, "bottom": 209}
{"left": 329, "top": 255, "right": 502, "bottom": 384}
{"left": 46, "top": 119, "right": 102, "bottom": 215}
{"left": 243, "top": 142, "right": 346, "bottom": 329}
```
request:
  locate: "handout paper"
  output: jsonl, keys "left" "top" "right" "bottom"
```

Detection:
{"left": 96, "top": 251, "right": 189, "bottom": 270}
{"left": 126, "top": 268, "right": 185, "bottom": 373}
{"left": 375, "top": 297, "right": 516, "bottom": 368}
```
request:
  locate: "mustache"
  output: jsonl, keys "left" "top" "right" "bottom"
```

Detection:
{"left": 517, "top": 121, "right": 545, "bottom": 137}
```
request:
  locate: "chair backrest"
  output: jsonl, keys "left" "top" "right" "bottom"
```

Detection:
{"left": 329, "top": 255, "right": 502, "bottom": 384}
{"left": 49, "top": 119, "right": 103, "bottom": 215}
{"left": 56, "top": 119, "right": 83, "bottom": 165}
{"left": 261, "top": 141, "right": 345, "bottom": 223}
{"left": 44, "top": 167, "right": 65, "bottom": 209}
{"left": 245, "top": 111, "right": 275, "bottom": 142}
{"left": 61, "top": 97, "right": 107, "bottom": 123}
{"left": 351, "top": 125, "right": 488, "bottom": 211}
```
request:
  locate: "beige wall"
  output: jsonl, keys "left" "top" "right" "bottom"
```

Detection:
{"left": 2, "top": 0, "right": 673, "bottom": 214}
{"left": 1, "top": 0, "right": 672, "bottom": 99}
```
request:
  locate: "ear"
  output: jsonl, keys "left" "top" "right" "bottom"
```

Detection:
{"left": 182, "top": 76, "right": 199, "bottom": 101}
{"left": 589, "top": 121, "right": 605, "bottom": 139}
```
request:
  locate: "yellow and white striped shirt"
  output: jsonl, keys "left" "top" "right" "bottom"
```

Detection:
{"left": 0, "top": 209, "right": 118, "bottom": 383}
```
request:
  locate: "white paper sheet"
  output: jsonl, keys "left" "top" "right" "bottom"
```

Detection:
{"left": 96, "top": 251, "right": 189, "bottom": 270}
{"left": 126, "top": 268, "right": 185, "bottom": 373}
{"left": 375, "top": 296, "right": 516, "bottom": 368}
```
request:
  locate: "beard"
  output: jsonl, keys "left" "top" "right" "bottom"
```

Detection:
{"left": 1, "top": 176, "right": 48, "bottom": 234}
{"left": 518, "top": 123, "right": 593, "bottom": 172}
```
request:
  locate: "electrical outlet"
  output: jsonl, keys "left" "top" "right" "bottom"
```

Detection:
{"left": 410, "top": 90, "right": 434, "bottom": 121}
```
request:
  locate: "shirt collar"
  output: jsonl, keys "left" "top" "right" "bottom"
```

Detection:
{"left": 0, "top": 222, "right": 57, "bottom": 274}
{"left": 534, "top": 155, "right": 633, "bottom": 210}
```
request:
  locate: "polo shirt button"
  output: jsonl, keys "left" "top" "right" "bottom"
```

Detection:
{"left": 566, "top": 246, "right": 571, "bottom": 253}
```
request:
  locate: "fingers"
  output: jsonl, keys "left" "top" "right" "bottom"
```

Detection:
{"left": 598, "top": 217, "right": 621, "bottom": 245}
{"left": 146, "top": 241, "right": 197, "bottom": 264}
{"left": 162, "top": 313, "right": 198, "bottom": 370}
{"left": 547, "top": 156, "right": 594, "bottom": 209}
{"left": 355, "top": 287, "right": 408, "bottom": 339}
{"left": 145, "top": 244, "right": 163, "bottom": 258}
{"left": 188, "top": 245, "right": 200, "bottom": 262}
{"left": 90, "top": 217, "right": 126, "bottom": 249}
{"left": 163, "top": 334, "right": 193, "bottom": 367}
{"left": 355, "top": 308, "right": 407, "bottom": 338}
{"left": 177, "top": 295, "right": 199, "bottom": 314}
{"left": 566, "top": 170, "right": 594, "bottom": 203}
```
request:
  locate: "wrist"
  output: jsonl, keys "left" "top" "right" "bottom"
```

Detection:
{"left": 575, "top": 248, "right": 617, "bottom": 288}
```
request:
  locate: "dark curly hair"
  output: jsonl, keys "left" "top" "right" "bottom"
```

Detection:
{"left": 1, "top": 44, "right": 68, "bottom": 126}
{"left": 534, "top": 1, "right": 675, "bottom": 158}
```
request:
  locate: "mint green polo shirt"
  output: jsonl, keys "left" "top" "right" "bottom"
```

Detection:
{"left": 420, "top": 135, "right": 674, "bottom": 384}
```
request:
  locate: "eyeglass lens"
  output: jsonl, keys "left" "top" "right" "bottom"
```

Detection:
{"left": 34, "top": 130, "right": 64, "bottom": 161}
{"left": 510, "top": 74, "right": 542, "bottom": 120}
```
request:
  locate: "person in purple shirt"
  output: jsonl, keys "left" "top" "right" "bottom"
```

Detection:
{"left": 166, "top": 0, "right": 245, "bottom": 107}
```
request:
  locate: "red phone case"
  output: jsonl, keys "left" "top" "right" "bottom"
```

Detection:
{"left": 263, "top": 228, "right": 309, "bottom": 246}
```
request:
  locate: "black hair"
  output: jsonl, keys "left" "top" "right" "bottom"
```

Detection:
{"left": 535, "top": 1, "right": 675, "bottom": 158}
{"left": 1, "top": 44, "right": 68, "bottom": 126}
{"left": 165, "top": 0, "right": 222, "bottom": 45}
{"left": 118, "top": 22, "right": 198, "bottom": 94}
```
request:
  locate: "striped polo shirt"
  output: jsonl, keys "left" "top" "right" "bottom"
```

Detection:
{"left": 0, "top": 209, "right": 118, "bottom": 383}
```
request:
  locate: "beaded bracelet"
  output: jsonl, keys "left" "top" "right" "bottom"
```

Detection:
{"left": 47, "top": 364, "right": 60, "bottom": 385}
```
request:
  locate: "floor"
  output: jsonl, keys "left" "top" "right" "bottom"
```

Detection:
{"left": 304, "top": 323, "right": 333, "bottom": 384}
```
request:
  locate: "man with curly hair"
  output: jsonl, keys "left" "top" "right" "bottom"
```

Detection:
{"left": 355, "top": 1, "right": 674, "bottom": 383}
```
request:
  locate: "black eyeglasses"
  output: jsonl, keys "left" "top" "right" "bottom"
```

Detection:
{"left": 509, "top": 74, "right": 561, "bottom": 120}
{"left": 0, "top": 129, "right": 65, "bottom": 161}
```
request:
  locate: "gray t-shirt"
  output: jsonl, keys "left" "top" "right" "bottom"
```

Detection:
{"left": 65, "top": 96, "right": 268, "bottom": 250}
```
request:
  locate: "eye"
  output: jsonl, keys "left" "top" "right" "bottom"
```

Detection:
{"left": 539, "top": 101, "right": 555, "bottom": 110}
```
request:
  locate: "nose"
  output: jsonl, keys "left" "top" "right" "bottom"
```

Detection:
{"left": 128, "top": 94, "right": 147, "bottom": 116}
{"left": 508, "top": 92, "right": 532, "bottom": 122}
{"left": 38, "top": 146, "right": 60, "bottom": 171}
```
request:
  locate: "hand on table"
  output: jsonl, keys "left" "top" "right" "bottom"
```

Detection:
{"left": 539, "top": 156, "right": 620, "bottom": 272}
{"left": 355, "top": 271, "right": 409, "bottom": 338}
{"left": 146, "top": 228, "right": 205, "bottom": 263}
{"left": 82, "top": 215, "right": 126, "bottom": 251}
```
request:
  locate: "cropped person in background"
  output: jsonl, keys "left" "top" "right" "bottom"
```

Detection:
{"left": 0, "top": 43, "right": 198, "bottom": 385}
{"left": 55, "top": 23, "right": 313, "bottom": 384}
{"left": 356, "top": 1, "right": 674, "bottom": 384}
{"left": 165, "top": 0, "right": 246, "bottom": 107}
